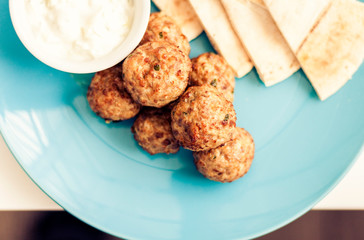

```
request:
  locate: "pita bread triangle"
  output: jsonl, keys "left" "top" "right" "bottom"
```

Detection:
{"left": 189, "top": 0, "right": 253, "bottom": 78}
{"left": 296, "top": 0, "right": 364, "bottom": 100}
{"left": 263, "top": 0, "right": 332, "bottom": 53}
{"left": 221, "top": 0, "right": 300, "bottom": 86}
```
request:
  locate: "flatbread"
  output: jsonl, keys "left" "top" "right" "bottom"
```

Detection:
{"left": 221, "top": 0, "right": 300, "bottom": 86}
{"left": 246, "top": 0, "right": 265, "bottom": 7}
{"left": 296, "top": 0, "right": 364, "bottom": 100}
{"left": 188, "top": 0, "right": 253, "bottom": 78}
{"left": 153, "top": 0, "right": 203, "bottom": 41}
{"left": 263, "top": 0, "right": 332, "bottom": 53}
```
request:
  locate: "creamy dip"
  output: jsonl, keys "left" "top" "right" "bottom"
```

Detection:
{"left": 24, "top": 0, "right": 134, "bottom": 61}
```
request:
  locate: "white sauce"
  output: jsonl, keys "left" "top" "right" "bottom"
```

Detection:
{"left": 24, "top": 0, "right": 134, "bottom": 61}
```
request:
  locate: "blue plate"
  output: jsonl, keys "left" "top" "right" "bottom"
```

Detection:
{"left": 1, "top": 2, "right": 364, "bottom": 240}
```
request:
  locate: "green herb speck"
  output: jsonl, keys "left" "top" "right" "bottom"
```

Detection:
{"left": 223, "top": 114, "right": 229, "bottom": 122}
{"left": 183, "top": 112, "right": 188, "bottom": 116}
{"left": 159, "top": 32, "right": 163, "bottom": 38}
{"left": 231, "top": 89, "right": 234, "bottom": 94}
{"left": 213, "top": 155, "right": 216, "bottom": 159}
{"left": 154, "top": 64, "right": 160, "bottom": 71}
{"left": 210, "top": 79, "right": 217, "bottom": 87}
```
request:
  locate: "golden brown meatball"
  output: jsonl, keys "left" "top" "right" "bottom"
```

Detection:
{"left": 87, "top": 65, "right": 141, "bottom": 122}
{"left": 171, "top": 85, "right": 236, "bottom": 151}
{"left": 131, "top": 108, "right": 180, "bottom": 155}
{"left": 193, "top": 128, "right": 255, "bottom": 183}
{"left": 123, "top": 41, "right": 191, "bottom": 108}
{"left": 140, "top": 12, "right": 190, "bottom": 55}
{"left": 190, "top": 52, "right": 235, "bottom": 102}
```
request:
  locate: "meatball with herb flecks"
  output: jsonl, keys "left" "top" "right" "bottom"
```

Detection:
{"left": 190, "top": 52, "right": 235, "bottom": 102}
{"left": 132, "top": 108, "right": 180, "bottom": 155}
{"left": 123, "top": 41, "right": 191, "bottom": 108}
{"left": 193, "top": 127, "right": 255, "bottom": 183}
{"left": 171, "top": 85, "right": 236, "bottom": 151}
{"left": 140, "top": 12, "right": 190, "bottom": 55}
{"left": 87, "top": 65, "right": 141, "bottom": 122}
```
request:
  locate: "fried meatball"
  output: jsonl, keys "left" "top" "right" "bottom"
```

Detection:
{"left": 140, "top": 12, "right": 190, "bottom": 55}
{"left": 123, "top": 41, "right": 191, "bottom": 108}
{"left": 193, "top": 128, "right": 255, "bottom": 183}
{"left": 171, "top": 85, "right": 236, "bottom": 151}
{"left": 190, "top": 53, "right": 235, "bottom": 102}
{"left": 131, "top": 108, "right": 180, "bottom": 155}
{"left": 87, "top": 65, "right": 141, "bottom": 121}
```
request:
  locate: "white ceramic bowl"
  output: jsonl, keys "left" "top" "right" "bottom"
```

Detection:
{"left": 9, "top": 0, "right": 150, "bottom": 73}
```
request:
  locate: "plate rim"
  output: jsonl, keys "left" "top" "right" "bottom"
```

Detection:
{"left": 1, "top": 126, "right": 363, "bottom": 239}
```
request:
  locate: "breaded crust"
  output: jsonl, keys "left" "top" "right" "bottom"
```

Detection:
{"left": 171, "top": 85, "right": 236, "bottom": 151}
{"left": 132, "top": 108, "right": 180, "bottom": 155}
{"left": 193, "top": 128, "right": 255, "bottom": 183}
{"left": 123, "top": 41, "right": 191, "bottom": 108}
{"left": 87, "top": 65, "right": 141, "bottom": 121}
{"left": 190, "top": 52, "right": 235, "bottom": 102}
{"left": 140, "top": 12, "right": 191, "bottom": 55}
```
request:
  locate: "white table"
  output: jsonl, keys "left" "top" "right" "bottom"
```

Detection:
{"left": 1, "top": 135, "right": 363, "bottom": 211}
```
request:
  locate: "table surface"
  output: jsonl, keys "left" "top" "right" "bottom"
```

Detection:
{"left": 1, "top": 134, "right": 363, "bottom": 211}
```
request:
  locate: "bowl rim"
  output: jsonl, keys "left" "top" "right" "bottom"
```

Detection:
{"left": 9, "top": 0, "right": 151, "bottom": 74}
